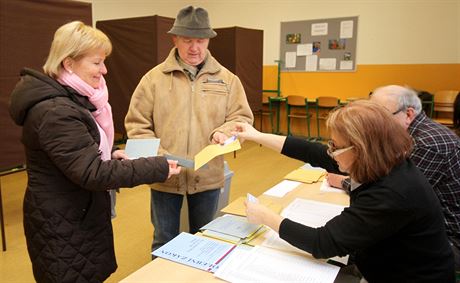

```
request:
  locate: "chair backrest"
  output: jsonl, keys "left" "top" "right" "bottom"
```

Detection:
{"left": 262, "top": 92, "right": 271, "bottom": 104}
{"left": 316, "top": 96, "right": 340, "bottom": 108}
{"left": 286, "top": 95, "right": 306, "bottom": 106}
{"left": 433, "top": 90, "right": 458, "bottom": 113}
{"left": 433, "top": 90, "right": 458, "bottom": 104}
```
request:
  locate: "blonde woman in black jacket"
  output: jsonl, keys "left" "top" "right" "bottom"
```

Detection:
{"left": 9, "top": 21, "right": 180, "bottom": 283}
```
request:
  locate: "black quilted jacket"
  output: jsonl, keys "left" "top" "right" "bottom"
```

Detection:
{"left": 9, "top": 68, "right": 169, "bottom": 283}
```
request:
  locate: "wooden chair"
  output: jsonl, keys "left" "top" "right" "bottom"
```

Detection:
{"left": 254, "top": 92, "right": 276, "bottom": 133}
{"left": 433, "top": 90, "right": 459, "bottom": 127}
{"left": 286, "top": 95, "right": 312, "bottom": 138}
{"left": 315, "top": 96, "right": 340, "bottom": 140}
{"left": 417, "top": 91, "right": 434, "bottom": 118}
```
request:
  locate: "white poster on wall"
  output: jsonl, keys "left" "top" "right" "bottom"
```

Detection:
{"left": 311, "top": 23, "right": 328, "bottom": 36}
{"left": 285, "top": 52, "right": 297, "bottom": 68}
{"left": 340, "top": 20, "right": 354, "bottom": 38}
{"left": 340, "top": 60, "right": 353, "bottom": 70}
{"left": 296, "top": 44, "right": 312, "bottom": 56}
{"left": 305, "top": 55, "right": 318, "bottom": 71}
{"left": 319, "top": 58, "right": 336, "bottom": 70}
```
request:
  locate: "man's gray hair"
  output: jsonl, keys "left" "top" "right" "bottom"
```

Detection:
{"left": 373, "top": 85, "right": 422, "bottom": 115}
{"left": 395, "top": 87, "right": 422, "bottom": 115}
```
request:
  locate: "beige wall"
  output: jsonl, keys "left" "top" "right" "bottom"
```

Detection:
{"left": 86, "top": 0, "right": 459, "bottom": 65}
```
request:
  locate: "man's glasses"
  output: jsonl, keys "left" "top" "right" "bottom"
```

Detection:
{"left": 327, "top": 140, "right": 354, "bottom": 158}
{"left": 391, "top": 106, "right": 406, "bottom": 115}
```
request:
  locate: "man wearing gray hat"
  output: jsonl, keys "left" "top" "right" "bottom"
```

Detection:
{"left": 125, "top": 6, "right": 254, "bottom": 254}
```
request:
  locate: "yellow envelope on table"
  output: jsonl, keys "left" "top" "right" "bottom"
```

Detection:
{"left": 194, "top": 139, "right": 241, "bottom": 170}
{"left": 220, "top": 196, "right": 283, "bottom": 216}
{"left": 284, "top": 168, "right": 326, "bottom": 184}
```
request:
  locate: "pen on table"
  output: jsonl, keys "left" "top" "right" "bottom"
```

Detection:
{"left": 206, "top": 239, "right": 241, "bottom": 272}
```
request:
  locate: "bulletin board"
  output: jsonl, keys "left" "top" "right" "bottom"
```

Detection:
{"left": 279, "top": 16, "right": 358, "bottom": 72}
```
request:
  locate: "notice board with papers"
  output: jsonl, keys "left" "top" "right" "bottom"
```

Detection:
{"left": 279, "top": 16, "right": 358, "bottom": 72}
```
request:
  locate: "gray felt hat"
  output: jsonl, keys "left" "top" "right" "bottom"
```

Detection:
{"left": 168, "top": 6, "right": 217, "bottom": 38}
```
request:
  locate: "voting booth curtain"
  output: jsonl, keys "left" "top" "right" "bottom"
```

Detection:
{"left": 209, "top": 27, "right": 263, "bottom": 114}
{"left": 96, "top": 16, "right": 175, "bottom": 136}
{"left": 0, "top": 0, "right": 92, "bottom": 170}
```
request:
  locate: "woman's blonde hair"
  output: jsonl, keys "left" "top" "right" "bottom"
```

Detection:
{"left": 327, "top": 100, "right": 413, "bottom": 184}
{"left": 43, "top": 21, "right": 112, "bottom": 78}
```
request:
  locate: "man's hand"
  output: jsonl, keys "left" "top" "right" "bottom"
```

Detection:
{"left": 211, "top": 131, "right": 228, "bottom": 144}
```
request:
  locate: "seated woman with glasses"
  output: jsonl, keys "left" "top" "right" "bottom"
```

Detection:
{"left": 232, "top": 100, "right": 454, "bottom": 282}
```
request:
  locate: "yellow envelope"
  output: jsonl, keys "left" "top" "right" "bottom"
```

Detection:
{"left": 194, "top": 139, "right": 241, "bottom": 170}
{"left": 220, "top": 196, "right": 282, "bottom": 216}
{"left": 284, "top": 168, "right": 325, "bottom": 183}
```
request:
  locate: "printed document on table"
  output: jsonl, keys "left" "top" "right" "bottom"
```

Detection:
{"left": 282, "top": 198, "right": 345, "bottom": 230}
{"left": 301, "top": 163, "right": 326, "bottom": 172}
{"left": 214, "top": 245, "right": 340, "bottom": 283}
{"left": 152, "top": 232, "right": 236, "bottom": 273}
{"left": 261, "top": 198, "right": 349, "bottom": 265}
{"left": 201, "top": 214, "right": 262, "bottom": 239}
{"left": 125, "top": 138, "right": 160, "bottom": 159}
{"left": 263, "top": 180, "right": 301, "bottom": 197}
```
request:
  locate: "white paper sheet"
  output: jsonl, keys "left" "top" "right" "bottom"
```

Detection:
{"left": 340, "top": 60, "right": 354, "bottom": 70}
{"left": 263, "top": 180, "right": 301, "bottom": 197}
{"left": 305, "top": 55, "right": 318, "bottom": 71}
{"left": 301, "top": 163, "right": 326, "bottom": 172}
{"left": 285, "top": 51, "right": 297, "bottom": 68}
{"left": 152, "top": 232, "right": 236, "bottom": 273}
{"left": 319, "top": 58, "right": 337, "bottom": 70}
{"left": 261, "top": 229, "right": 349, "bottom": 265}
{"left": 260, "top": 198, "right": 349, "bottom": 265}
{"left": 282, "top": 198, "right": 345, "bottom": 227}
{"left": 297, "top": 43, "right": 312, "bottom": 56}
{"left": 215, "top": 245, "right": 340, "bottom": 283}
{"left": 311, "top": 22, "right": 328, "bottom": 36}
{"left": 340, "top": 20, "right": 354, "bottom": 38}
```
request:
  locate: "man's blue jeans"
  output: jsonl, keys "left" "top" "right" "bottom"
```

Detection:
{"left": 150, "top": 188, "right": 220, "bottom": 253}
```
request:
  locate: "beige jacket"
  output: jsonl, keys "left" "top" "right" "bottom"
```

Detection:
{"left": 125, "top": 48, "right": 254, "bottom": 194}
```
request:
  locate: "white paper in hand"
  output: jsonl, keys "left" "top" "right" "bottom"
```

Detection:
{"left": 247, "top": 193, "right": 258, "bottom": 203}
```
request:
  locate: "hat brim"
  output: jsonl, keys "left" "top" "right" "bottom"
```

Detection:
{"left": 168, "top": 26, "right": 217, "bottom": 39}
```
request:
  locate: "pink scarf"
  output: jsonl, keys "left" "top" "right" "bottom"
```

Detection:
{"left": 58, "top": 71, "right": 114, "bottom": 161}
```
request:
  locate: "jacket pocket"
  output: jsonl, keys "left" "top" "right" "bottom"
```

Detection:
{"left": 201, "top": 82, "right": 229, "bottom": 95}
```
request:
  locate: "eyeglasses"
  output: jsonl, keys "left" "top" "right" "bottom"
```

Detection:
{"left": 391, "top": 107, "right": 406, "bottom": 115}
{"left": 327, "top": 140, "right": 354, "bottom": 158}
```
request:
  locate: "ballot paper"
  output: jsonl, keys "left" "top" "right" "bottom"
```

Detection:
{"left": 164, "top": 154, "right": 195, "bottom": 169}
{"left": 261, "top": 198, "right": 349, "bottom": 265}
{"left": 263, "top": 180, "right": 301, "bottom": 197}
{"left": 124, "top": 138, "right": 160, "bottom": 159}
{"left": 214, "top": 245, "right": 340, "bottom": 283}
{"left": 152, "top": 232, "right": 238, "bottom": 273}
{"left": 200, "top": 214, "right": 266, "bottom": 245}
{"left": 247, "top": 193, "right": 258, "bottom": 203}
